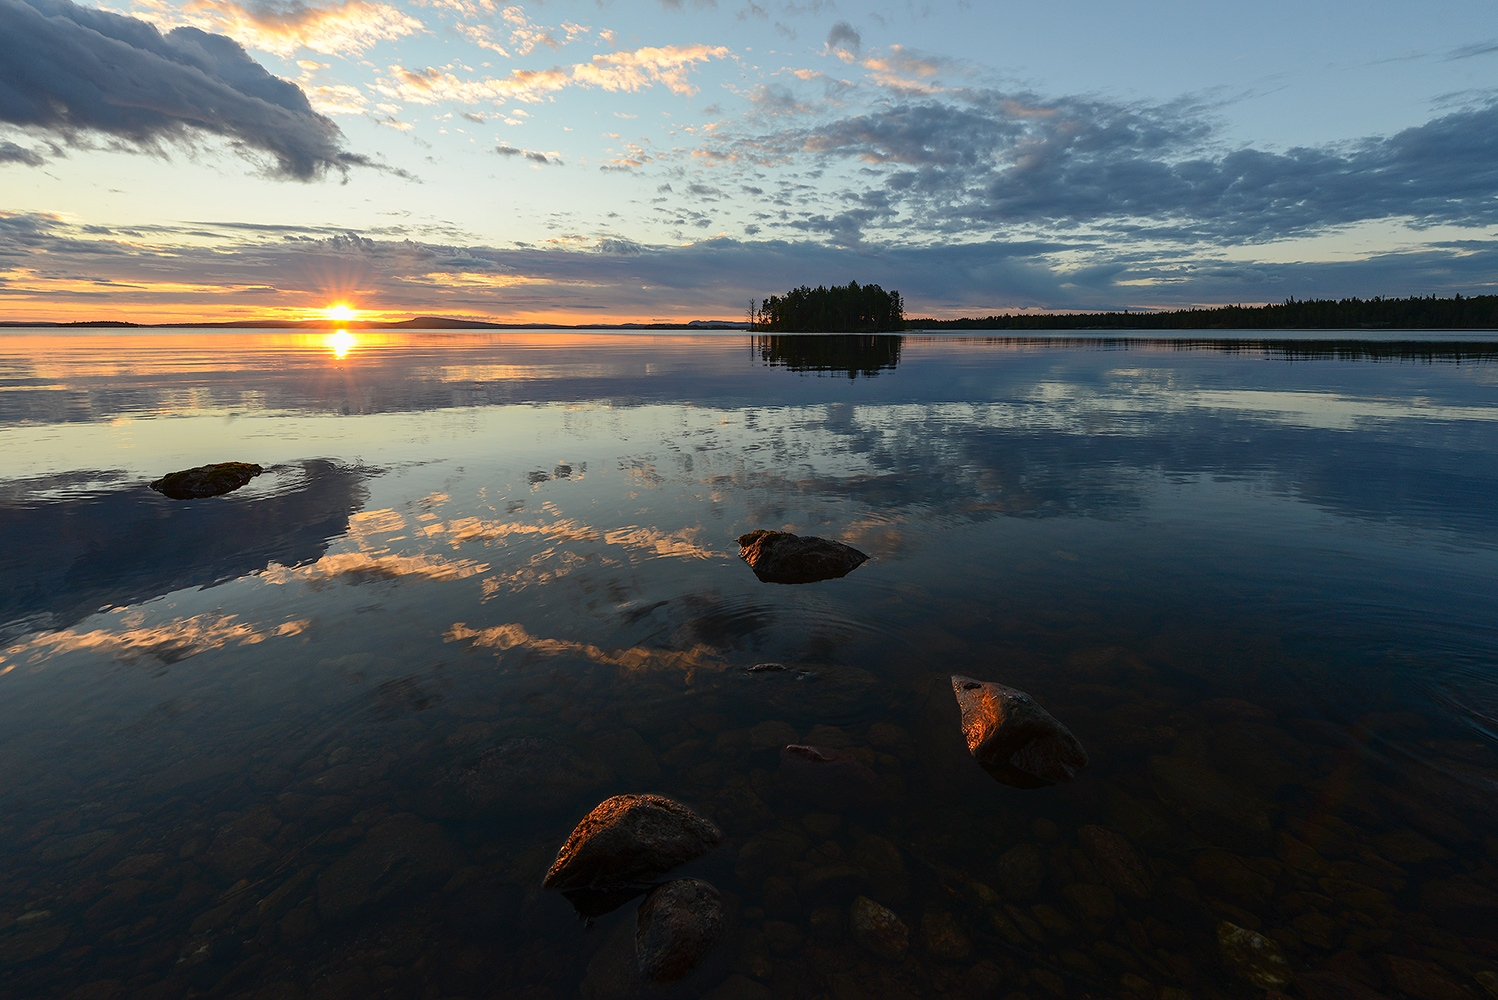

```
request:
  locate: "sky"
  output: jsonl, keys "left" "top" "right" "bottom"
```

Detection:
{"left": 2, "top": 0, "right": 1497, "bottom": 323}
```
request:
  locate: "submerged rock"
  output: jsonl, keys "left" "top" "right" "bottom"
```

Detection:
{"left": 779, "top": 745, "right": 888, "bottom": 808}
{"left": 543, "top": 794, "right": 722, "bottom": 891}
{"left": 635, "top": 879, "right": 724, "bottom": 981}
{"left": 850, "top": 895, "right": 908, "bottom": 961}
{"left": 445, "top": 736, "right": 611, "bottom": 815}
{"left": 736, "top": 530, "right": 868, "bottom": 584}
{"left": 1216, "top": 920, "right": 1292, "bottom": 990}
{"left": 149, "top": 462, "right": 263, "bottom": 499}
{"left": 951, "top": 676, "right": 1088, "bottom": 787}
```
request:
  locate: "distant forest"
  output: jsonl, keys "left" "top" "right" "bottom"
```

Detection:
{"left": 912, "top": 294, "right": 1498, "bottom": 330}
{"left": 752, "top": 281, "right": 905, "bottom": 332}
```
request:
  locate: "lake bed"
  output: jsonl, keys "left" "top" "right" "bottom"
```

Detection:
{"left": 2, "top": 329, "right": 1497, "bottom": 1000}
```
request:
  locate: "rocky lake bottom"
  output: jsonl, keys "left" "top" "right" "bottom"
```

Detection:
{"left": 1, "top": 330, "right": 1496, "bottom": 1000}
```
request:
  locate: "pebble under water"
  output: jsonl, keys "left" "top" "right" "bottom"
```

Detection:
{"left": 1, "top": 330, "right": 1497, "bottom": 1000}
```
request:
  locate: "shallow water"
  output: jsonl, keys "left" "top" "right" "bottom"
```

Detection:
{"left": 2, "top": 329, "right": 1497, "bottom": 1000}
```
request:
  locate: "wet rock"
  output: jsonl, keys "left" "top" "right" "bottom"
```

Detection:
{"left": 1149, "top": 754, "right": 1273, "bottom": 851}
{"left": 1077, "top": 825, "right": 1153, "bottom": 899}
{"left": 1296, "top": 972, "right": 1393, "bottom": 1000}
{"left": 761, "top": 875, "right": 800, "bottom": 920}
{"left": 0, "top": 922, "right": 68, "bottom": 965}
{"left": 444, "top": 737, "right": 611, "bottom": 815}
{"left": 761, "top": 919, "right": 802, "bottom": 955}
{"left": 749, "top": 721, "right": 798, "bottom": 750}
{"left": 635, "top": 879, "right": 724, "bottom": 982}
{"left": 800, "top": 864, "right": 867, "bottom": 901}
{"left": 543, "top": 794, "right": 722, "bottom": 891}
{"left": 994, "top": 843, "right": 1045, "bottom": 901}
{"left": 315, "top": 813, "right": 456, "bottom": 922}
{"left": 1385, "top": 956, "right": 1475, "bottom": 1000}
{"left": 850, "top": 895, "right": 908, "bottom": 961}
{"left": 951, "top": 676, "right": 1087, "bottom": 787}
{"left": 736, "top": 530, "right": 868, "bottom": 584}
{"left": 1059, "top": 883, "right": 1114, "bottom": 935}
{"left": 921, "top": 910, "right": 972, "bottom": 961}
{"left": 1217, "top": 920, "right": 1292, "bottom": 990}
{"left": 150, "top": 462, "right": 263, "bottom": 499}
{"left": 850, "top": 834, "right": 909, "bottom": 907}
{"left": 779, "top": 745, "right": 887, "bottom": 808}
{"left": 1420, "top": 878, "right": 1498, "bottom": 919}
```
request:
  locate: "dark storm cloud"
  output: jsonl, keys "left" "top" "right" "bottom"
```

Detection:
{"left": 0, "top": 0, "right": 379, "bottom": 179}
{"left": 713, "top": 87, "right": 1498, "bottom": 243}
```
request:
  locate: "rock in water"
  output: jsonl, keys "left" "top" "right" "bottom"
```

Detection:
{"left": 1216, "top": 920, "right": 1292, "bottom": 990}
{"left": 447, "top": 737, "right": 611, "bottom": 815}
{"left": 736, "top": 530, "right": 868, "bottom": 584}
{"left": 635, "top": 879, "right": 724, "bottom": 981}
{"left": 543, "top": 794, "right": 722, "bottom": 891}
{"left": 779, "top": 745, "right": 887, "bottom": 808}
{"left": 850, "top": 895, "right": 909, "bottom": 961}
{"left": 951, "top": 675, "right": 1087, "bottom": 788}
{"left": 150, "top": 462, "right": 263, "bottom": 499}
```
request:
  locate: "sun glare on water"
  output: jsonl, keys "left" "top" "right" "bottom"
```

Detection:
{"left": 328, "top": 330, "right": 356, "bottom": 359}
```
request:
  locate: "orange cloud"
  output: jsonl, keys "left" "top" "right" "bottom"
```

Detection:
{"left": 380, "top": 43, "right": 730, "bottom": 105}
{"left": 137, "top": 0, "right": 423, "bottom": 55}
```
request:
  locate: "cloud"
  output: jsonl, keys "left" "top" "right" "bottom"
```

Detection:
{"left": 825, "top": 20, "right": 859, "bottom": 61}
{"left": 701, "top": 81, "right": 1498, "bottom": 244}
{"left": 8, "top": 211, "right": 1498, "bottom": 323}
{"left": 380, "top": 43, "right": 729, "bottom": 105}
{"left": 495, "top": 142, "right": 561, "bottom": 165}
{"left": 0, "top": 0, "right": 382, "bottom": 179}
{"left": 142, "top": 0, "right": 422, "bottom": 57}
{"left": 0, "top": 140, "right": 44, "bottom": 165}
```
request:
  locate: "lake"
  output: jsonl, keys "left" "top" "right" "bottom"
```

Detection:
{"left": 2, "top": 329, "right": 1497, "bottom": 1000}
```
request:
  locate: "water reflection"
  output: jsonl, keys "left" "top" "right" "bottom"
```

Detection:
{"left": 0, "top": 459, "right": 372, "bottom": 641}
{"left": 0, "top": 331, "right": 1495, "bottom": 1000}
{"left": 755, "top": 334, "right": 903, "bottom": 378}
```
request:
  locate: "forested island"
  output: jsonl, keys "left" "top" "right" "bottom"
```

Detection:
{"left": 750, "top": 282, "right": 905, "bottom": 332}
{"left": 912, "top": 294, "right": 1498, "bottom": 331}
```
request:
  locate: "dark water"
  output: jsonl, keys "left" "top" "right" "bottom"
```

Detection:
{"left": 2, "top": 329, "right": 1497, "bottom": 1000}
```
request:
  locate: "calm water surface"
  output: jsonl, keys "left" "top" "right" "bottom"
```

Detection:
{"left": 1, "top": 330, "right": 1497, "bottom": 1000}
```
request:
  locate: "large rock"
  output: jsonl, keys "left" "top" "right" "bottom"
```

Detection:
{"left": 736, "top": 530, "right": 868, "bottom": 584}
{"left": 951, "top": 676, "right": 1087, "bottom": 787}
{"left": 150, "top": 462, "right": 263, "bottom": 499}
{"left": 1077, "top": 825, "right": 1153, "bottom": 899}
{"left": 543, "top": 794, "right": 722, "bottom": 891}
{"left": 635, "top": 879, "right": 725, "bottom": 981}
{"left": 779, "top": 745, "right": 887, "bottom": 808}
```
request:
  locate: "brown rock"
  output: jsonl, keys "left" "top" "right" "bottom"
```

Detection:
{"left": 737, "top": 530, "right": 868, "bottom": 584}
{"left": 1217, "top": 920, "right": 1292, "bottom": 990}
{"left": 850, "top": 895, "right": 908, "bottom": 961}
{"left": 1385, "top": 956, "right": 1475, "bottom": 1000}
{"left": 1077, "top": 825, "right": 1153, "bottom": 899}
{"left": 543, "top": 794, "right": 721, "bottom": 890}
{"left": 635, "top": 879, "right": 724, "bottom": 982}
{"left": 778, "top": 744, "right": 887, "bottom": 809}
{"left": 951, "top": 676, "right": 1087, "bottom": 787}
{"left": 149, "top": 462, "right": 263, "bottom": 499}
{"left": 921, "top": 910, "right": 972, "bottom": 961}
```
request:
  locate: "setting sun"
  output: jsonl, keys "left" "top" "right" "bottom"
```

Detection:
{"left": 325, "top": 303, "right": 357, "bottom": 323}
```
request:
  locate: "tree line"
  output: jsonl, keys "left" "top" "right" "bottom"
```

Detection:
{"left": 909, "top": 294, "right": 1498, "bottom": 331}
{"left": 750, "top": 281, "right": 905, "bottom": 332}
